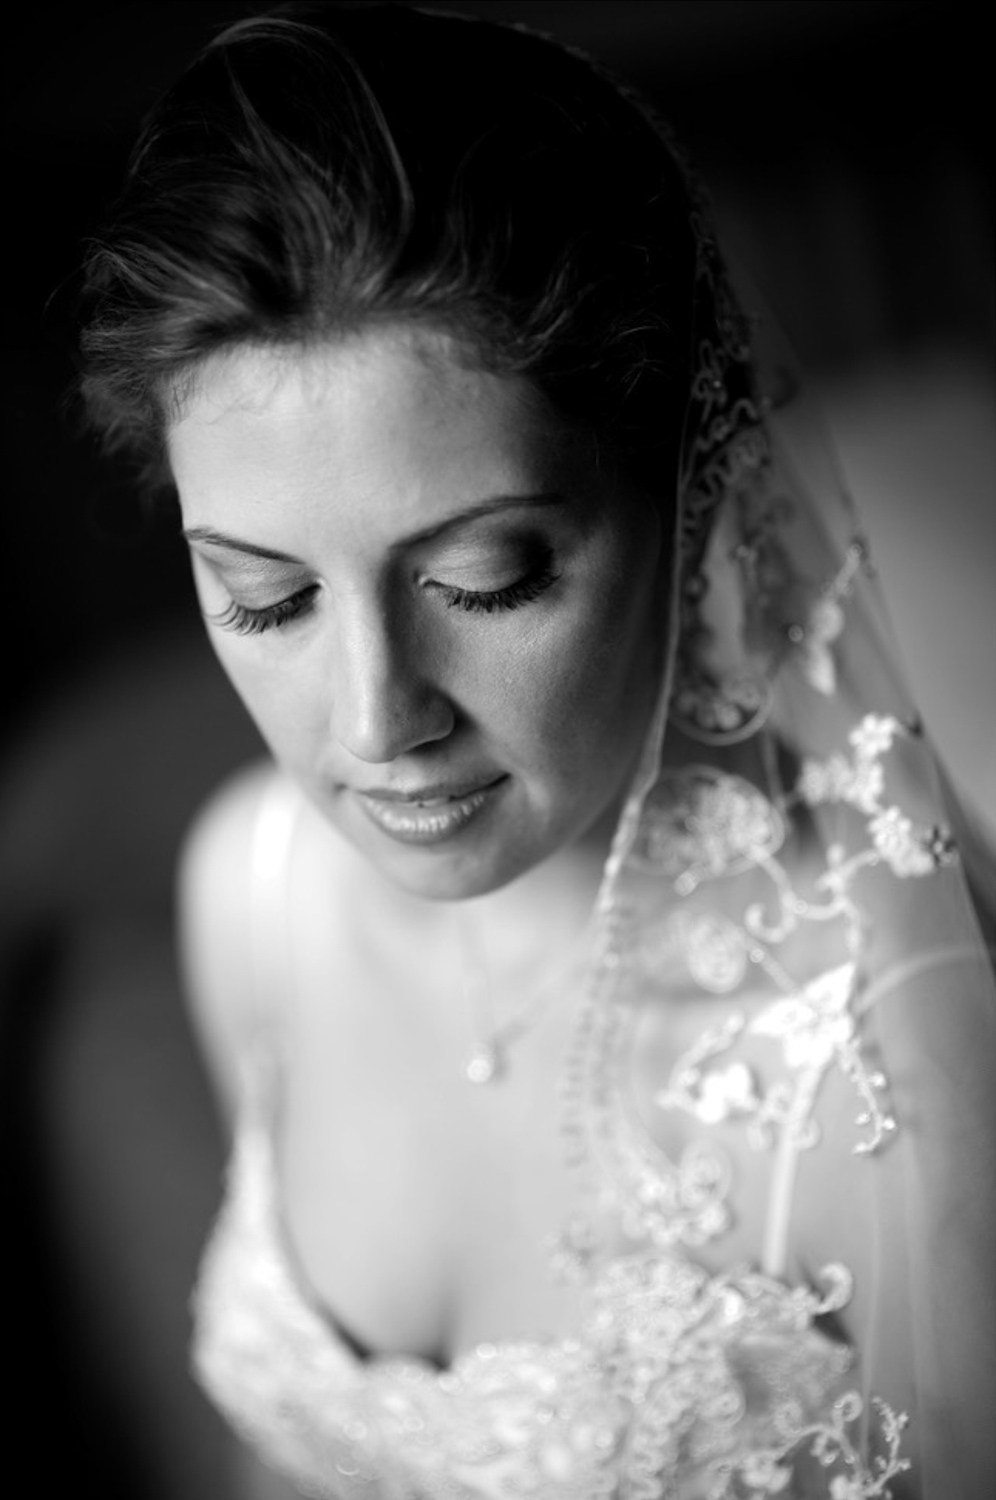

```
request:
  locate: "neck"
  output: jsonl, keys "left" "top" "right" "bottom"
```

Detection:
{"left": 326, "top": 805, "right": 614, "bottom": 996}
{"left": 463, "top": 834, "right": 606, "bottom": 978}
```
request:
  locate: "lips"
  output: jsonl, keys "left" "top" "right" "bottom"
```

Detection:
{"left": 352, "top": 775, "right": 508, "bottom": 846}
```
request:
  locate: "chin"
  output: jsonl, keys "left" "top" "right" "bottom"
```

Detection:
{"left": 312, "top": 776, "right": 550, "bottom": 902}
{"left": 363, "top": 836, "right": 536, "bottom": 904}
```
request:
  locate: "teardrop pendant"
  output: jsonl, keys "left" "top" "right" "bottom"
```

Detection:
{"left": 464, "top": 1040, "right": 503, "bottom": 1085}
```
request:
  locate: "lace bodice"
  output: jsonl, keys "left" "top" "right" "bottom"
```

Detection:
{"left": 191, "top": 1039, "right": 908, "bottom": 1500}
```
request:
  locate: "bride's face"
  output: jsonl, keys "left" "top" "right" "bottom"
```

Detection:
{"left": 169, "top": 326, "right": 668, "bottom": 899}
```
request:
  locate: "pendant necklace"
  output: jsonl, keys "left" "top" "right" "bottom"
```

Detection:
{"left": 455, "top": 908, "right": 562, "bottom": 1085}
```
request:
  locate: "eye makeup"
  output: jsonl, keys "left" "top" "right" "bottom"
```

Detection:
{"left": 204, "top": 585, "right": 321, "bottom": 636}
{"left": 429, "top": 553, "right": 560, "bottom": 614}
{"left": 204, "top": 550, "right": 560, "bottom": 637}
{"left": 183, "top": 474, "right": 582, "bottom": 643}
{"left": 185, "top": 539, "right": 319, "bottom": 637}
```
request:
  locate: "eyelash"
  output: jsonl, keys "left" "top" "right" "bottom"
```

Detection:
{"left": 209, "top": 558, "right": 559, "bottom": 637}
{"left": 434, "top": 556, "right": 559, "bottom": 614}
{"left": 209, "top": 585, "right": 320, "bottom": 637}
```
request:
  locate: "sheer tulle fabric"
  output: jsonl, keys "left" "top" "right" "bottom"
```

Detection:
{"left": 575, "top": 251, "right": 996, "bottom": 1492}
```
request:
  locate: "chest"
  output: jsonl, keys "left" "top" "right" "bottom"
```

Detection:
{"left": 265, "top": 840, "right": 846, "bottom": 1365}
{"left": 275, "top": 941, "right": 593, "bottom": 1363}
{"left": 274, "top": 967, "right": 825, "bottom": 1371}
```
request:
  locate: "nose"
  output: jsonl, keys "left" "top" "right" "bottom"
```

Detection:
{"left": 327, "top": 595, "right": 455, "bottom": 763}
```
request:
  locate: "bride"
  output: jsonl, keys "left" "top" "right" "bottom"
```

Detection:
{"left": 78, "top": 4, "right": 994, "bottom": 1496}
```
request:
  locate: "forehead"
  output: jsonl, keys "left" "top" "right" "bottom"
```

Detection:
{"left": 168, "top": 327, "right": 563, "bottom": 466}
{"left": 166, "top": 327, "right": 588, "bottom": 536}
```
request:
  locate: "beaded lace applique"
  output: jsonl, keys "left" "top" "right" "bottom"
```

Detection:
{"left": 607, "top": 710, "right": 956, "bottom": 1167}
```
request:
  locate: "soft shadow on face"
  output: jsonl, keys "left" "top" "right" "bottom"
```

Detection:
{"left": 168, "top": 325, "right": 671, "bottom": 900}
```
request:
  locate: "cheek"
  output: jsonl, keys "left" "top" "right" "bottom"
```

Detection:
{"left": 206, "top": 636, "right": 329, "bottom": 766}
{"left": 482, "top": 552, "right": 665, "bottom": 778}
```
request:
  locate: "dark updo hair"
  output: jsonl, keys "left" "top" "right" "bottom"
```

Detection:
{"left": 79, "top": 1, "right": 698, "bottom": 496}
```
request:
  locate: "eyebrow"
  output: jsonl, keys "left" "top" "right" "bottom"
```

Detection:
{"left": 182, "top": 492, "right": 569, "bottom": 562}
{"left": 182, "top": 529, "right": 301, "bottom": 563}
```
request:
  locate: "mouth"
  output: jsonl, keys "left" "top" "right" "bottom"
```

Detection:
{"left": 352, "top": 775, "right": 509, "bottom": 846}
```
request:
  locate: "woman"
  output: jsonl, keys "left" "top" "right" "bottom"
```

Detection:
{"left": 78, "top": 3, "right": 995, "bottom": 1496}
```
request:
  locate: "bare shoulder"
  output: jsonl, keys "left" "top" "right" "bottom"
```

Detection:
{"left": 176, "top": 758, "right": 286, "bottom": 1119}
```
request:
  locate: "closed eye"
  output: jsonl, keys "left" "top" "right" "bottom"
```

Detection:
{"left": 204, "top": 584, "right": 320, "bottom": 636}
{"left": 429, "top": 556, "right": 560, "bottom": 614}
{"left": 203, "top": 554, "right": 559, "bottom": 636}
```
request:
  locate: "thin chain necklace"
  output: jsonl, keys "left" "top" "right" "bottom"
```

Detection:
{"left": 454, "top": 908, "right": 579, "bottom": 1085}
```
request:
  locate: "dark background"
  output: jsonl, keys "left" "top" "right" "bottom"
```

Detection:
{"left": 2, "top": 5, "right": 992, "bottom": 1498}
